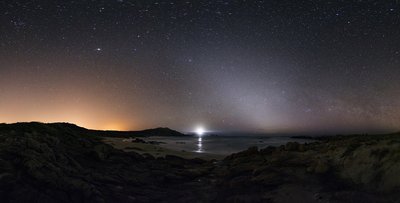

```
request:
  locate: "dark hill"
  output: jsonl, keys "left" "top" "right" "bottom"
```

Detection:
{"left": 1, "top": 122, "right": 186, "bottom": 138}
{"left": 91, "top": 127, "right": 185, "bottom": 138}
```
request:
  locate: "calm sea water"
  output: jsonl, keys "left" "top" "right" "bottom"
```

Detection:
{"left": 144, "top": 135, "right": 314, "bottom": 155}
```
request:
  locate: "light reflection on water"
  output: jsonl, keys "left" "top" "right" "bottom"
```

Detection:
{"left": 196, "top": 137, "right": 203, "bottom": 153}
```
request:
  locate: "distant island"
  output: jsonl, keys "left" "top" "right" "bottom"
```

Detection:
{"left": 0, "top": 122, "right": 400, "bottom": 202}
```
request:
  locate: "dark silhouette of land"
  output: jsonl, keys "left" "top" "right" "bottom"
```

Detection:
{"left": 0, "top": 122, "right": 399, "bottom": 202}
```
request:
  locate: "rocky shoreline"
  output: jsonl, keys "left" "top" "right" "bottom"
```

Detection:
{"left": 0, "top": 123, "right": 399, "bottom": 202}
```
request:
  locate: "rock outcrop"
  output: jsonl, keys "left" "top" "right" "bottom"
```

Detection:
{"left": 0, "top": 123, "right": 212, "bottom": 202}
{"left": 1, "top": 122, "right": 400, "bottom": 202}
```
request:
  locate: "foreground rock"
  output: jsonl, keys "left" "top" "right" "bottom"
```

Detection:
{"left": 0, "top": 123, "right": 214, "bottom": 202}
{"left": 0, "top": 123, "right": 400, "bottom": 202}
{"left": 212, "top": 134, "right": 400, "bottom": 202}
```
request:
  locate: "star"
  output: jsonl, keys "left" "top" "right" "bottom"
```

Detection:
{"left": 1, "top": 0, "right": 399, "bottom": 134}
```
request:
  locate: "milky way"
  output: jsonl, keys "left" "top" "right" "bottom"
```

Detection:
{"left": 1, "top": 0, "right": 399, "bottom": 134}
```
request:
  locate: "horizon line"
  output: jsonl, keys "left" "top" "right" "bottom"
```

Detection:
{"left": 0, "top": 121, "right": 398, "bottom": 136}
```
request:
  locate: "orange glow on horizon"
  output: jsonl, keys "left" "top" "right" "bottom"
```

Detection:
{"left": 0, "top": 89, "right": 139, "bottom": 131}
{"left": 0, "top": 118, "right": 134, "bottom": 132}
{"left": 100, "top": 122, "right": 129, "bottom": 131}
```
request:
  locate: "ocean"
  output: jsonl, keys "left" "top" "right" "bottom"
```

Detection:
{"left": 144, "top": 135, "right": 315, "bottom": 155}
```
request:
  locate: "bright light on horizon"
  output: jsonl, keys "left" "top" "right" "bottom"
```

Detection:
{"left": 195, "top": 126, "right": 206, "bottom": 136}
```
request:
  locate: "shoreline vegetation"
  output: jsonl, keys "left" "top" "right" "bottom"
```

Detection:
{"left": 1, "top": 122, "right": 400, "bottom": 202}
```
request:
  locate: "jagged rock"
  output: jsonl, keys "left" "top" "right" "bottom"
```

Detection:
{"left": 1, "top": 123, "right": 400, "bottom": 202}
{"left": 226, "top": 146, "right": 259, "bottom": 160}
{"left": 285, "top": 142, "right": 300, "bottom": 151}
{"left": 0, "top": 123, "right": 216, "bottom": 202}
{"left": 298, "top": 144, "right": 306, "bottom": 152}
{"left": 260, "top": 146, "right": 275, "bottom": 154}
{"left": 314, "top": 159, "right": 329, "bottom": 174}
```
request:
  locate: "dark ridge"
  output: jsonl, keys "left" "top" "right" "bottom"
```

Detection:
{"left": 0, "top": 122, "right": 185, "bottom": 138}
{"left": 90, "top": 127, "right": 185, "bottom": 138}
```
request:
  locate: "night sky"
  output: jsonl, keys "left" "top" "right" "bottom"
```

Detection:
{"left": 1, "top": 0, "right": 400, "bottom": 134}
